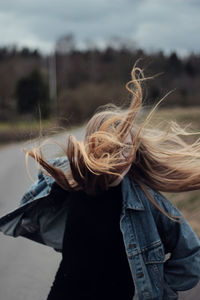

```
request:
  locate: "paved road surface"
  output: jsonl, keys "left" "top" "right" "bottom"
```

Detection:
{"left": 0, "top": 128, "right": 85, "bottom": 300}
{"left": 0, "top": 127, "right": 199, "bottom": 299}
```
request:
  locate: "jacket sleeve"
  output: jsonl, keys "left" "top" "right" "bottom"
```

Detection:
{"left": 153, "top": 191, "right": 200, "bottom": 293}
{"left": 0, "top": 167, "right": 53, "bottom": 238}
{"left": 16, "top": 175, "right": 68, "bottom": 251}
{"left": 19, "top": 169, "right": 50, "bottom": 206}
{"left": 19, "top": 156, "right": 69, "bottom": 206}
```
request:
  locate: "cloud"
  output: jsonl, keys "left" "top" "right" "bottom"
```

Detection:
{"left": 133, "top": 0, "right": 200, "bottom": 55}
{"left": 0, "top": 0, "right": 199, "bottom": 55}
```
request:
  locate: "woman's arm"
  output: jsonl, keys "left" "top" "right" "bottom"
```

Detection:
{"left": 154, "top": 192, "right": 200, "bottom": 292}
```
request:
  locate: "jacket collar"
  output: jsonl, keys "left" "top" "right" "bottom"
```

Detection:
{"left": 44, "top": 157, "right": 145, "bottom": 211}
{"left": 43, "top": 157, "right": 69, "bottom": 186}
{"left": 121, "top": 175, "right": 145, "bottom": 211}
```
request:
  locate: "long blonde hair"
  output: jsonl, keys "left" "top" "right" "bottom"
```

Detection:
{"left": 25, "top": 65, "right": 200, "bottom": 218}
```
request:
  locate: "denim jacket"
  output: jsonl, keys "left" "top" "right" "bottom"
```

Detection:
{"left": 0, "top": 157, "right": 200, "bottom": 300}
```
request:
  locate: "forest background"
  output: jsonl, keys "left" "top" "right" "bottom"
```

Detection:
{"left": 0, "top": 34, "right": 199, "bottom": 142}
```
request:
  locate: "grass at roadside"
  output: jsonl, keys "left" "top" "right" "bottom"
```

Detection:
{"left": 165, "top": 191, "right": 200, "bottom": 238}
{"left": 0, "top": 119, "right": 64, "bottom": 145}
{"left": 1, "top": 106, "right": 200, "bottom": 143}
{"left": 0, "top": 120, "right": 52, "bottom": 131}
{"left": 154, "top": 107, "right": 200, "bottom": 125}
{"left": 143, "top": 106, "right": 200, "bottom": 133}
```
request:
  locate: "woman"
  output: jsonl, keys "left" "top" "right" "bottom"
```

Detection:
{"left": 0, "top": 66, "right": 200, "bottom": 300}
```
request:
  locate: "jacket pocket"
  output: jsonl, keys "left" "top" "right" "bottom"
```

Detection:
{"left": 142, "top": 243, "right": 165, "bottom": 293}
{"left": 142, "top": 243, "right": 165, "bottom": 264}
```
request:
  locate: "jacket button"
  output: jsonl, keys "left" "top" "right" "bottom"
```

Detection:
{"left": 136, "top": 272, "right": 144, "bottom": 278}
{"left": 128, "top": 243, "right": 136, "bottom": 249}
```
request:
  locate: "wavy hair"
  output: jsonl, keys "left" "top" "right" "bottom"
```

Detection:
{"left": 24, "top": 65, "right": 200, "bottom": 219}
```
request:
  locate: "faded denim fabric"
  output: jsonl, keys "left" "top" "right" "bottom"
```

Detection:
{"left": 0, "top": 157, "right": 200, "bottom": 300}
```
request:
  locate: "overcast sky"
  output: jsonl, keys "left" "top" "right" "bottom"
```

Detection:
{"left": 0, "top": 0, "right": 199, "bottom": 55}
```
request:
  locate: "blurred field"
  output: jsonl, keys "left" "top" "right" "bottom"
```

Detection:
{"left": 0, "top": 120, "right": 52, "bottom": 145}
{"left": 165, "top": 190, "right": 200, "bottom": 237}
{"left": 153, "top": 106, "right": 200, "bottom": 128}
{"left": 2, "top": 106, "right": 200, "bottom": 142}
{"left": 1, "top": 106, "right": 200, "bottom": 144}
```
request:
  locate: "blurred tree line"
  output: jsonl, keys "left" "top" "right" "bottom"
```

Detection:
{"left": 0, "top": 37, "right": 200, "bottom": 126}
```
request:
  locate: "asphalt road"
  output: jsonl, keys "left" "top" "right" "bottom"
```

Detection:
{"left": 0, "top": 128, "right": 85, "bottom": 300}
{"left": 0, "top": 127, "right": 199, "bottom": 300}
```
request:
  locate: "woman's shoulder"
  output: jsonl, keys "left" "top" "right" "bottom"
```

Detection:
{"left": 47, "top": 156, "right": 69, "bottom": 169}
{"left": 125, "top": 176, "right": 180, "bottom": 219}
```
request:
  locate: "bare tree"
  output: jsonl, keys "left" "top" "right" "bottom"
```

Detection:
{"left": 55, "top": 34, "right": 76, "bottom": 54}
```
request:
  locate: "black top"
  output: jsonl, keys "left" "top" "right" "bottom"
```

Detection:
{"left": 47, "top": 183, "right": 134, "bottom": 300}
